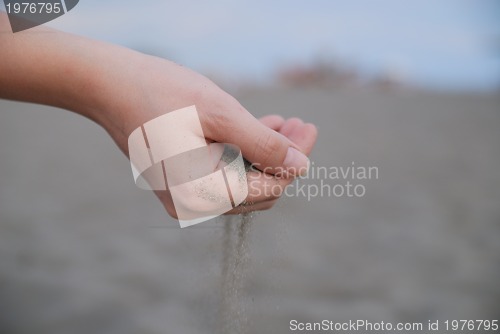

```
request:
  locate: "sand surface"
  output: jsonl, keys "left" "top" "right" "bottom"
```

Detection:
{"left": 1, "top": 88, "right": 499, "bottom": 333}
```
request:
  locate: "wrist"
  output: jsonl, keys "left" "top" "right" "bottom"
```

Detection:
{"left": 59, "top": 38, "right": 145, "bottom": 131}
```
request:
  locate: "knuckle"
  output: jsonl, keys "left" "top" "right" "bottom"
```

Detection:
{"left": 254, "top": 133, "right": 282, "bottom": 166}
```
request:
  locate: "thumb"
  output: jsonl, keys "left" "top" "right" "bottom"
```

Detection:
{"left": 205, "top": 109, "right": 310, "bottom": 177}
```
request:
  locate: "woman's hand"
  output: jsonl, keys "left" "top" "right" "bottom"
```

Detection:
{"left": 0, "top": 14, "right": 317, "bottom": 218}
{"left": 96, "top": 53, "right": 317, "bottom": 217}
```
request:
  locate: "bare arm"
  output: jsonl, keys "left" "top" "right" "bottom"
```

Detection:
{"left": 0, "top": 12, "right": 317, "bottom": 216}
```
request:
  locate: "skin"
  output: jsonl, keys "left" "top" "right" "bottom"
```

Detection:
{"left": 0, "top": 12, "right": 317, "bottom": 218}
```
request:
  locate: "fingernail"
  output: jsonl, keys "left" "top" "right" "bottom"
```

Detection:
{"left": 283, "top": 147, "right": 310, "bottom": 177}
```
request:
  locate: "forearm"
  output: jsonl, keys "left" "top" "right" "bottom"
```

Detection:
{"left": 0, "top": 11, "right": 217, "bottom": 156}
{"left": 0, "top": 12, "right": 144, "bottom": 136}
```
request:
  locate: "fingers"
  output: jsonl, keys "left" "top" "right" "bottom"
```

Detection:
{"left": 155, "top": 115, "right": 316, "bottom": 219}
{"left": 198, "top": 100, "right": 317, "bottom": 214}
{"left": 204, "top": 107, "right": 310, "bottom": 177}
{"left": 259, "top": 115, "right": 317, "bottom": 158}
{"left": 238, "top": 117, "right": 317, "bottom": 206}
{"left": 279, "top": 117, "right": 304, "bottom": 137}
{"left": 231, "top": 115, "right": 317, "bottom": 207}
{"left": 244, "top": 170, "right": 295, "bottom": 203}
{"left": 259, "top": 115, "right": 285, "bottom": 131}
{"left": 279, "top": 118, "right": 318, "bottom": 155}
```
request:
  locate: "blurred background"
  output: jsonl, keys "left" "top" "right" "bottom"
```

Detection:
{"left": 1, "top": 1, "right": 499, "bottom": 333}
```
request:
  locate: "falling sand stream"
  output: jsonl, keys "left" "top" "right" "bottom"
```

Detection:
{"left": 219, "top": 213, "right": 254, "bottom": 334}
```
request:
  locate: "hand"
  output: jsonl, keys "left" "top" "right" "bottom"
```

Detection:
{"left": 227, "top": 115, "right": 317, "bottom": 214}
{"left": 106, "top": 55, "right": 317, "bottom": 217}
{"left": 91, "top": 54, "right": 317, "bottom": 217}
{"left": 0, "top": 17, "right": 317, "bottom": 218}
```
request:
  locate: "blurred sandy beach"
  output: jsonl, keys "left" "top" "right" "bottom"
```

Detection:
{"left": 0, "top": 87, "right": 499, "bottom": 333}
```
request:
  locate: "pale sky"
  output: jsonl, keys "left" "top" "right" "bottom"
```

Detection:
{"left": 3, "top": 0, "right": 500, "bottom": 90}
